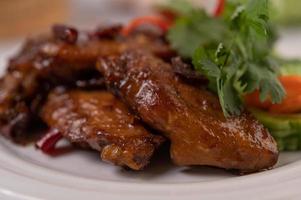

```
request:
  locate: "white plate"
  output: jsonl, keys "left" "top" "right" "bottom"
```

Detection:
{"left": 1, "top": 29, "right": 301, "bottom": 200}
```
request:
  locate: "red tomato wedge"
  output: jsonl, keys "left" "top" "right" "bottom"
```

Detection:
{"left": 269, "top": 76, "right": 301, "bottom": 113}
{"left": 244, "top": 90, "right": 272, "bottom": 110}
{"left": 214, "top": 0, "right": 225, "bottom": 17}
{"left": 245, "top": 75, "right": 301, "bottom": 114}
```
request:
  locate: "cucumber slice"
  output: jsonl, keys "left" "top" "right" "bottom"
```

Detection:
{"left": 250, "top": 108, "right": 301, "bottom": 133}
{"left": 250, "top": 109, "right": 301, "bottom": 151}
{"left": 280, "top": 60, "right": 301, "bottom": 76}
{"left": 274, "top": 134, "right": 301, "bottom": 151}
{"left": 248, "top": 60, "right": 301, "bottom": 151}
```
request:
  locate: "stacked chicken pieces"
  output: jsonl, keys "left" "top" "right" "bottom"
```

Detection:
{"left": 0, "top": 25, "right": 278, "bottom": 172}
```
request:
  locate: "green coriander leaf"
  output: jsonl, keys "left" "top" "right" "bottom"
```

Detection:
{"left": 193, "top": 44, "right": 243, "bottom": 116}
{"left": 161, "top": 0, "right": 195, "bottom": 15}
{"left": 167, "top": 0, "right": 285, "bottom": 117}
{"left": 230, "top": 5, "right": 245, "bottom": 24}
{"left": 239, "top": 63, "right": 285, "bottom": 103}
{"left": 193, "top": 46, "right": 218, "bottom": 73}
{"left": 217, "top": 76, "right": 242, "bottom": 116}
{"left": 240, "top": 63, "right": 261, "bottom": 92}
{"left": 167, "top": 10, "right": 228, "bottom": 58}
{"left": 193, "top": 47, "right": 220, "bottom": 92}
{"left": 215, "top": 43, "right": 230, "bottom": 66}
{"left": 219, "top": 56, "right": 243, "bottom": 116}
{"left": 259, "top": 73, "right": 285, "bottom": 103}
{"left": 201, "top": 59, "right": 221, "bottom": 78}
{"left": 245, "top": 0, "right": 268, "bottom": 19}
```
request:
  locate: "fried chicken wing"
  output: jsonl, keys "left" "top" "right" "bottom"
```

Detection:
{"left": 42, "top": 88, "right": 164, "bottom": 170}
{"left": 97, "top": 50, "right": 278, "bottom": 172}
{"left": 0, "top": 35, "right": 114, "bottom": 142}
{"left": 0, "top": 26, "right": 173, "bottom": 142}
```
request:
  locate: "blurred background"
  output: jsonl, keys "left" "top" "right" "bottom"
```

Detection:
{"left": 0, "top": 0, "right": 300, "bottom": 40}
{"left": 0, "top": 0, "right": 170, "bottom": 40}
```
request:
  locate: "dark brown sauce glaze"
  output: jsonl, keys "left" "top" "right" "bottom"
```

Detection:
{"left": 171, "top": 57, "right": 206, "bottom": 84}
{"left": 97, "top": 50, "right": 278, "bottom": 172}
{"left": 92, "top": 25, "right": 123, "bottom": 39}
{"left": 52, "top": 24, "right": 78, "bottom": 44}
{"left": 0, "top": 28, "right": 173, "bottom": 143}
{"left": 42, "top": 88, "right": 165, "bottom": 170}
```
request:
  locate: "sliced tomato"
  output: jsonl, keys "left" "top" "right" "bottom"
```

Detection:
{"left": 121, "top": 15, "right": 173, "bottom": 36}
{"left": 245, "top": 90, "right": 272, "bottom": 110}
{"left": 268, "top": 76, "right": 301, "bottom": 113}
{"left": 214, "top": 0, "right": 225, "bottom": 17}
{"left": 245, "top": 75, "right": 301, "bottom": 114}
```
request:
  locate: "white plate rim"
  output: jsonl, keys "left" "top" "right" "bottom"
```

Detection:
{"left": 1, "top": 29, "right": 301, "bottom": 200}
{"left": 1, "top": 138, "right": 301, "bottom": 200}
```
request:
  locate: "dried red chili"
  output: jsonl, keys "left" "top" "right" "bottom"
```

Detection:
{"left": 121, "top": 15, "right": 172, "bottom": 36}
{"left": 36, "top": 128, "right": 63, "bottom": 154}
{"left": 52, "top": 24, "right": 78, "bottom": 44}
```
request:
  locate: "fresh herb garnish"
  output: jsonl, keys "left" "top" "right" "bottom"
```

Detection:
{"left": 167, "top": 10, "right": 229, "bottom": 58}
{"left": 167, "top": 0, "right": 285, "bottom": 116}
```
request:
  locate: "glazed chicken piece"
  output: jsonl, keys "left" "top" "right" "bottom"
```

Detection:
{"left": 97, "top": 50, "right": 279, "bottom": 172}
{"left": 42, "top": 88, "right": 164, "bottom": 170}
{"left": 0, "top": 34, "right": 116, "bottom": 142}
{"left": 0, "top": 25, "right": 172, "bottom": 143}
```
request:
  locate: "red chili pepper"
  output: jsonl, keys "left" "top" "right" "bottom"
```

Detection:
{"left": 36, "top": 129, "right": 63, "bottom": 154}
{"left": 214, "top": 0, "right": 225, "bottom": 17}
{"left": 158, "top": 9, "right": 178, "bottom": 22}
{"left": 121, "top": 15, "right": 173, "bottom": 36}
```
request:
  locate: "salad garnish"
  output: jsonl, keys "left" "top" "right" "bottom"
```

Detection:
{"left": 166, "top": 0, "right": 285, "bottom": 116}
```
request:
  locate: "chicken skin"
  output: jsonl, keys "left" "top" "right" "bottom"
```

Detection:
{"left": 42, "top": 88, "right": 164, "bottom": 170}
{"left": 98, "top": 50, "right": 279, "bottom": 172}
